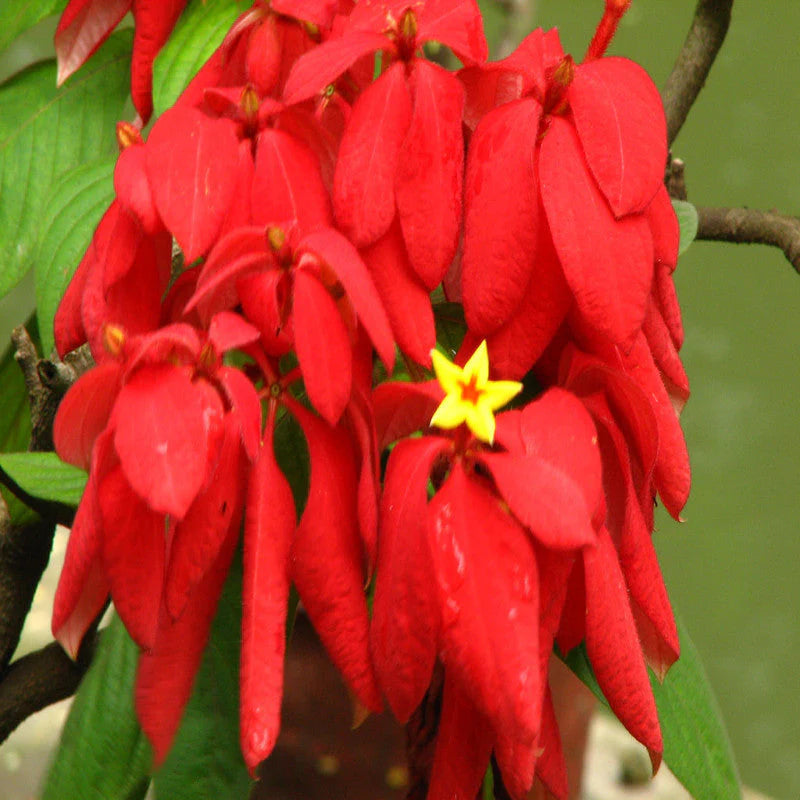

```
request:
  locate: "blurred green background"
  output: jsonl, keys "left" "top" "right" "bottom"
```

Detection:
{"left": 1, "top": 2, "right": 799, "bottom": 797}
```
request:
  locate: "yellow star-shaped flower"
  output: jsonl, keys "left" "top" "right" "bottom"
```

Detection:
{"left": 429, "top": 341, "right": 523, "bottom": 444}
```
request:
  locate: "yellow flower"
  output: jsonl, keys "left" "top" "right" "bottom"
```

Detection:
{"left": 429, "top": 341, "right": 523, "bottom": 444}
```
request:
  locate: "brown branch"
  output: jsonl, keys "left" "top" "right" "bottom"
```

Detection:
{"left": 0, "top": 633, "right": 98, "bottom": 745}
{"left": 696, "top": 206, "right": 800, "bottom": 272}
{"left": 662, "top": 0, "right": 734, "bottom": 145}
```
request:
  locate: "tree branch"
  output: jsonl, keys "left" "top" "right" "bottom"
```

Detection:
{"left": 662, "top": 0, "right": 734, "bottom": 145}
{"left": 0, "top": 633, "right": 98, "bottom": 745}
{"left": 696, "top": 206, "right": 800, "bottom": 273}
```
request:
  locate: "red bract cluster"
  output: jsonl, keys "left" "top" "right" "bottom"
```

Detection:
{"left": 52, "top": 0, "right": 690, "bottom": 796}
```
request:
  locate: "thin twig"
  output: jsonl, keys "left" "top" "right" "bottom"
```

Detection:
{"left": 661, "top": 0, "right": 734, "bottom": 145}
{"left": 0, "top": 633, "right": 98, "bottom": 745}
{"left": 696, "top": 206, "right": 800, "bottom": 273}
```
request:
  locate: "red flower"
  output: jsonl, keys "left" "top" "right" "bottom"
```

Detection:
{"left": 284, "top": 0, "right": 486, "bottom": 290}
{"left": 461, "top": 2, "right": 666, "bottom": 347}
{"left": 55, "top": 0, "right": 188, "bottom": 124}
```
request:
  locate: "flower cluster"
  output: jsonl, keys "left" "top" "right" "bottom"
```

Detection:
{"left": 51, "top": 0, "right": 690, "bottom": 796}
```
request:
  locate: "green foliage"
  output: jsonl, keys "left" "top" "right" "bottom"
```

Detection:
{"left": 0, "top": 0, "right": 64, "bottom": 55}
{"left": 153, "top": 553, "right": 253, "bottom": 800}
{"left": 41, "top": 615, "right": 152, "bottom": 800}
{"left": 0, "top": 318, "right": 39, "bottom": 524}
{"left": 565, "top": 615, "right": 742, "bottom": 800}
{"left": 0, "top": 30, "right": 131, "bottom": 301}
{"left": 35, "top": 157, "right": 115, "bottom": 355}
{"left": 151, "top": 0, "right": 252, "bottom": 118}
{"left": 0, "top": 451, "right": 86, "bottom": 506}
{"left": 673, "top": 199, "right": 699, "bottom": 256}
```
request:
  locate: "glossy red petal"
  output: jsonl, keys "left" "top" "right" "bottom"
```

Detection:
{"left": 135, "top": 520, "right": 238, "bottom": 767}
{"left": 114, "top": 143, "right": 161, "bottom": 234}
{"left": 164, "top": 418, "right": 245, "bottom": 620}
{"left": 361, "top": 223, "right": 435, "bottom": 367}
{"left": 643, "top": 299, "right": 690, "bottom": 402}
{"left": 419, "top": 0, "right": 488, "bottom": 66}
{"left": 54, "top": 238, "right": 93, "bottom": 357}
{"left": 533, "top": 688, "right": 568, "bottom": 800}
{"left": 283, "top": 30, "right": 387, "bottom": 104}
{"left": 188, "top": 228, "right": 270, "bottom": 321}
{"left": 334, "top": 63, "right": 412, "bottom": 247}
{"left": 287, "top": 401, "right": 381, "bottom": 711}
{"left": 55, "top": 0, "right": 130, "bottom": 85}
{"left": 299, "top": 227, "right": 395, "bottom": 371}
{"left": 129, "top": 0, "right": 187, "bottom": 123}
{"left": 373, "top": 380, "right": 443, "bottom": 449}
{"left": 396, "top": 61, "right": 464, "bottom": 290}
{"left": 430, "top": 465, "right": 540, "bottom": 742}
{"left": 238, "top": 271, "right": 293, "bottom": 355}
{"left": 52, "top": 429, "right": 115, "bottom": 657}
{"left": 241, "top": 427, "right": 295, "bottom": 772}
{"left": 461, "top": 98, "right": 541, "bottom": 335}
{"left": 479, "top": 451, "right": 595, "bottom": 550}
{"left": 494, "top": 728, "right": 538, "bottom": 800}
{"left": 484, "top": 221, "right": 571, "bottom": 379}
{"left": 653, "top": 261, "right": 684, "bottom": 350}
{"left": 99, "top": 466, "right": 165, "bottom": 649}
{"left": 271, "top": 0, "right": 337, "bottom": 28}
{"left": 540, "top": 116, "right": 654, "bottom": 344}
{"left": 459, "top": 65, "right": 524, "bottom": 132}
{"left": 218, "top": 367, "right": 263, "bottom": 462}
{"left": 293, "top": 269, "right": 352, "bottom": 426}
{"left": 647, "top": 184, "right": 680, "bottom": 272}
{"left": 208, "top": 310, "right": 261, "bottom": 354}
{"left": 620, "top": 333, "right": 690, "bottom": 518}
{"left": 427, "top": 674, "right": 494, "bottom": 800}
{"left": 499, "top": 388, "right": 604, "bottom": 521}
{"left": 371, "top": 437, "right": 446, "bottom": 722}
{"left": 252, "top": 128, "right": 332, "bottom": 229}
{"left": 113, "top": 365, "right": 209, "bottom": 518}
{"left": 146, "top": 106, "right": 240, "bottom": 261}
{"left": 584, "top": 527, "right": 662, "bottom": 769}
{"left": 570, "top": 57, "right": 666, "bottom": 218}
{"left": 54, "top": 362, "right": 122, "bottom": 471}
{"left": 245, "top": 13, "right": 281, "bottom": 97}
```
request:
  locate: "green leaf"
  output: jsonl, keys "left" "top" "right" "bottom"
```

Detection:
{"left": 35, "top": 157, "right": 115, "bottom": 355}
{"left": 0, "top": 451, "right": 87, "bottom": 506}
{"left": 0, "top": 0, "right": 64, "bottom": 55}
{"left": 0, "top": 317, "right": 39, "bottom": 524}
{"left": 151, "top": 0, "right": 251, "bottom": 118}
{"left": 433, "top": 301, "right": 466, "bottom": 358}
{"left": 0, "top": 29, "right": 131, "bottom": 300}
{"left": 565, "top": 615, "right": 741, "bottom": 800}
{"left": 42, "top": 615, "right": 152, "bottom": 800}
{"left": 672, "top": 199, "right": 699, "bottom": 256}
{"left": 154, "top": 552, "right": 253, "bottom": 800}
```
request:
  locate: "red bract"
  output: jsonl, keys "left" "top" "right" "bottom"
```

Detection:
{"left": 55, "top": 0, "right": 188, "bottom": 124}
{"left": 284, "top": 0, "right": 486, "bottom": 290}
{"left": 188, "top": 223, "right": 394, "bottom": 425}
{"left": 460, "top": 13, "right": 666, "bottom": 345}
{"left": 371, "top": 382, "right": 603, "bottom": 797}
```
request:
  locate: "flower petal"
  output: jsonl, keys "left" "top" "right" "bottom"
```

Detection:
{"left": 570, "top": 57, "right": 666, "bottom": 218}
{"left": 334, "top": 63, "right": 412, "bottom": 248}
{"left": 371, "top": 436, "right": 446, "bottom": 721}
{"left": 461, "top": 98, "right": 542, "bottom": 335}
{"left": 540, "top": 116, "right": 654, "bottom": 344}
{"left": 240, "top": 426, "right": 295, "bottom": 773}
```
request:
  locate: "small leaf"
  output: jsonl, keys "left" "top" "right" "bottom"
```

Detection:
{"left": 565, "top": 614, "right": 741, "bottom": 800}
{"left": 0, "top": 30, "right": 131, "bottom": 301}
{"left": 0, "top": 0, "right": 63, "bottom": 55}
{"left": 0, "top": 451, "right": 87, "bottom": 506}
{"left": 41, "top": 615, "right": 152, "bottom": 800}
{"left": 35, "top": 158, "right": 116, "bottom": 356}
{"left": 672, "top": 199, "right": 699, "bottom": 256}
{"left": 154, "top": 552, "right": 254, "bottom": 800}
{"left": 151, "top": 0, "right": 252, "bottom": 117}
